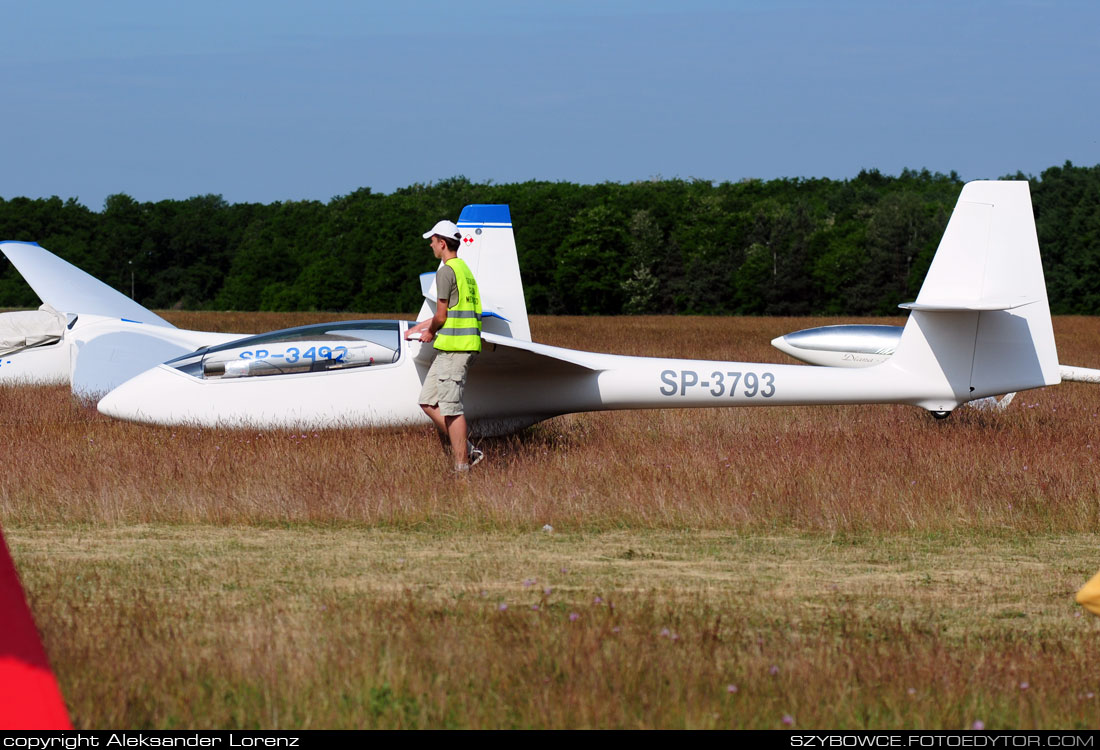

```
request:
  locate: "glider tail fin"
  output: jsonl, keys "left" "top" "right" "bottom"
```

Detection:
{"left": 888, "top": 181, "right": 1059, "bottom": 410}
{"left": 417, "top": 205, "right": 531, "bottom": 342}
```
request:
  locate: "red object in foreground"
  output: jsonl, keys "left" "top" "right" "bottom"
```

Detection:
{"left": 0, "top": 527, "right": 72, "bottom": 730}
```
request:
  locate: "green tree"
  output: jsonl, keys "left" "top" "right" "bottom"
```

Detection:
{"left": 554, "top": 204, "right": 627, "bottom": 314}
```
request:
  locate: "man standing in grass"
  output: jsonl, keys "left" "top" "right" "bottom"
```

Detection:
{"left": 405, "top": 219, "right": 484, "bottom": 473}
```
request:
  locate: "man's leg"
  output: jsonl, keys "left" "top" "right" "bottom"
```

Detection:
{"left": 419, "top": 352, "right": 451, "bottom": 450}
{"left": 421, "top": 352, "right": 480, "bottom": 472}
{"left": 421, "top": 405, "right": 470, "bottom": 468}
{"left": 444, "top": 414, "right": 469, "bottom": 467}
{"left": 420, "top": 403, "right": 450, "bottom": 450}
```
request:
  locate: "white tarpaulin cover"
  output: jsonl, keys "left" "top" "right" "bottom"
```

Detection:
{"left": 0, "top": 304, "right": 66, "bottom": 355}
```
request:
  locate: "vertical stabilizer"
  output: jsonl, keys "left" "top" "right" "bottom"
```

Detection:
{"left": 889, "top": 181, "right": 1059, "bottom": 409}
{"left": 417, "top": 205, "right": 531, "bottom": 341}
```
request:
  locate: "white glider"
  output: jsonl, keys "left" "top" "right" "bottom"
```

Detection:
{"left": 95, "top": 181, "right": 1064, "bottom": 433}
{"left": 0, "top": 241, "right": 242, "bottom": 396}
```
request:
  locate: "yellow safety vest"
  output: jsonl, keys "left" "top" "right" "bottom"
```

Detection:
{"left": 435, "top": 258, "right": 482, "bottom": 352}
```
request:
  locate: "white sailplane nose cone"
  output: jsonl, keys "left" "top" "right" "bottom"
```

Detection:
{"left": 96, "top": 379, "right": 135, "bottom": 420}
{"left": 97, "top": 366, "right": 172, "bottom": 423}
{"left": 770, "top": 335, "right": 797, "bottom": 358}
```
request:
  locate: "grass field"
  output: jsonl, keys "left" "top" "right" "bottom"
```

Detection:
{"left": 4, "top": 313, "right": 1100, "bottom": 729}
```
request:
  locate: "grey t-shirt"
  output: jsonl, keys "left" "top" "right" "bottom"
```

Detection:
{"left": 436, "top": 264, "right": 459, "bottom": 308}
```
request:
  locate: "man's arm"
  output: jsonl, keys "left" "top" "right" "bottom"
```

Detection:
{"left": 406, "top": 302, "right": 448, "bottom": 342}
{"left": 406, "top": 265, "right": 455, "bottom": 341}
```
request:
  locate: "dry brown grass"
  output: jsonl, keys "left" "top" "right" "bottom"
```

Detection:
{"left": 3, "top": 313, "right": 1100, "bottom": 728}
{"left": 2, "top": 314, "right": 1098, "bottom": 532}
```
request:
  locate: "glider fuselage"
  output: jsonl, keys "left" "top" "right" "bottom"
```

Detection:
{"left": 97, "top": 317, "right": 984, "bottom": 434}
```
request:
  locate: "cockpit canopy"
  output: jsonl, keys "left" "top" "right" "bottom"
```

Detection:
{"left": 168, "top": 320, "right": 403, "bottom": 379}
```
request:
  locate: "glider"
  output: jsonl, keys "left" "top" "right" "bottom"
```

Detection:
{"left": 93, "top": 180, "right": 1065, "bottom": 433}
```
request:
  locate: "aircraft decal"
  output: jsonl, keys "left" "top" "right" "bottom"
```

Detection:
{"left": 841, "top": 353, "right": 882, "bottom": 364}
{"left": 659, "top": 369, "right": 777, "bottom": 399}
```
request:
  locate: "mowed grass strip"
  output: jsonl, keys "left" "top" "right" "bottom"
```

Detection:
{"left": 8, "top": 526, "right": 1100, "bottom": 729}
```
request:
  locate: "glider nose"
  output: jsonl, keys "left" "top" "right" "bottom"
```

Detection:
{"left": 770, "top": 334, "right": 799, "bottom": 359}
{"left": 96, "top": 381, "right": 132, "bottom": 421}
{"left": 97, "top": 365, "right": 170, "bottom": 423}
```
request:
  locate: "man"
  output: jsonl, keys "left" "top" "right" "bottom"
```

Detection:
{"left": 405, "top": 219, "right": 484, "bottom": 473}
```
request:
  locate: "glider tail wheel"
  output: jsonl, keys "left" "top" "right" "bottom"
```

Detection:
{"left": 929, "top": 410, "right": 951, "bottom": 420}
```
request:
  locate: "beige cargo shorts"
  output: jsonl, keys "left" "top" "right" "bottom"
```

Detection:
{"left": 418, "top": 351, "right": 477, "bottom": 416}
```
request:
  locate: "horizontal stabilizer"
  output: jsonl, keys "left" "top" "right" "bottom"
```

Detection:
{"left": 899, "top": 300, "right": 1032, "bottom": 312}
{"left": 419, "top": 272, "right": 435, "bottom": 300}
{"left": 1061, "top": 365, "right": 1100, "bottom": 384}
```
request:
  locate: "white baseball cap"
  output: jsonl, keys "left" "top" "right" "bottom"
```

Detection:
{"left": 422, "top": 220, "right": 461, "bottom": 240}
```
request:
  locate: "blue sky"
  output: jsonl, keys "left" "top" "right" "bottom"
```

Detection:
{"left": 3, "top": 0, "right": 1098, "bottom": 210}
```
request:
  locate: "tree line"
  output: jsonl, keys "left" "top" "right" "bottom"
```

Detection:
{"left": 2, "top": 162, "right": 1099, "bottom": 316}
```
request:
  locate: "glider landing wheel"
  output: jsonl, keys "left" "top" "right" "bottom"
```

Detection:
{"left": 929, "top": 410, "right": 951, "bottom": 420}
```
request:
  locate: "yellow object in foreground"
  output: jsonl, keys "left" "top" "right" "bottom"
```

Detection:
{"left": 1076, "top": 570, "right": 1100, "bottom": 616}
